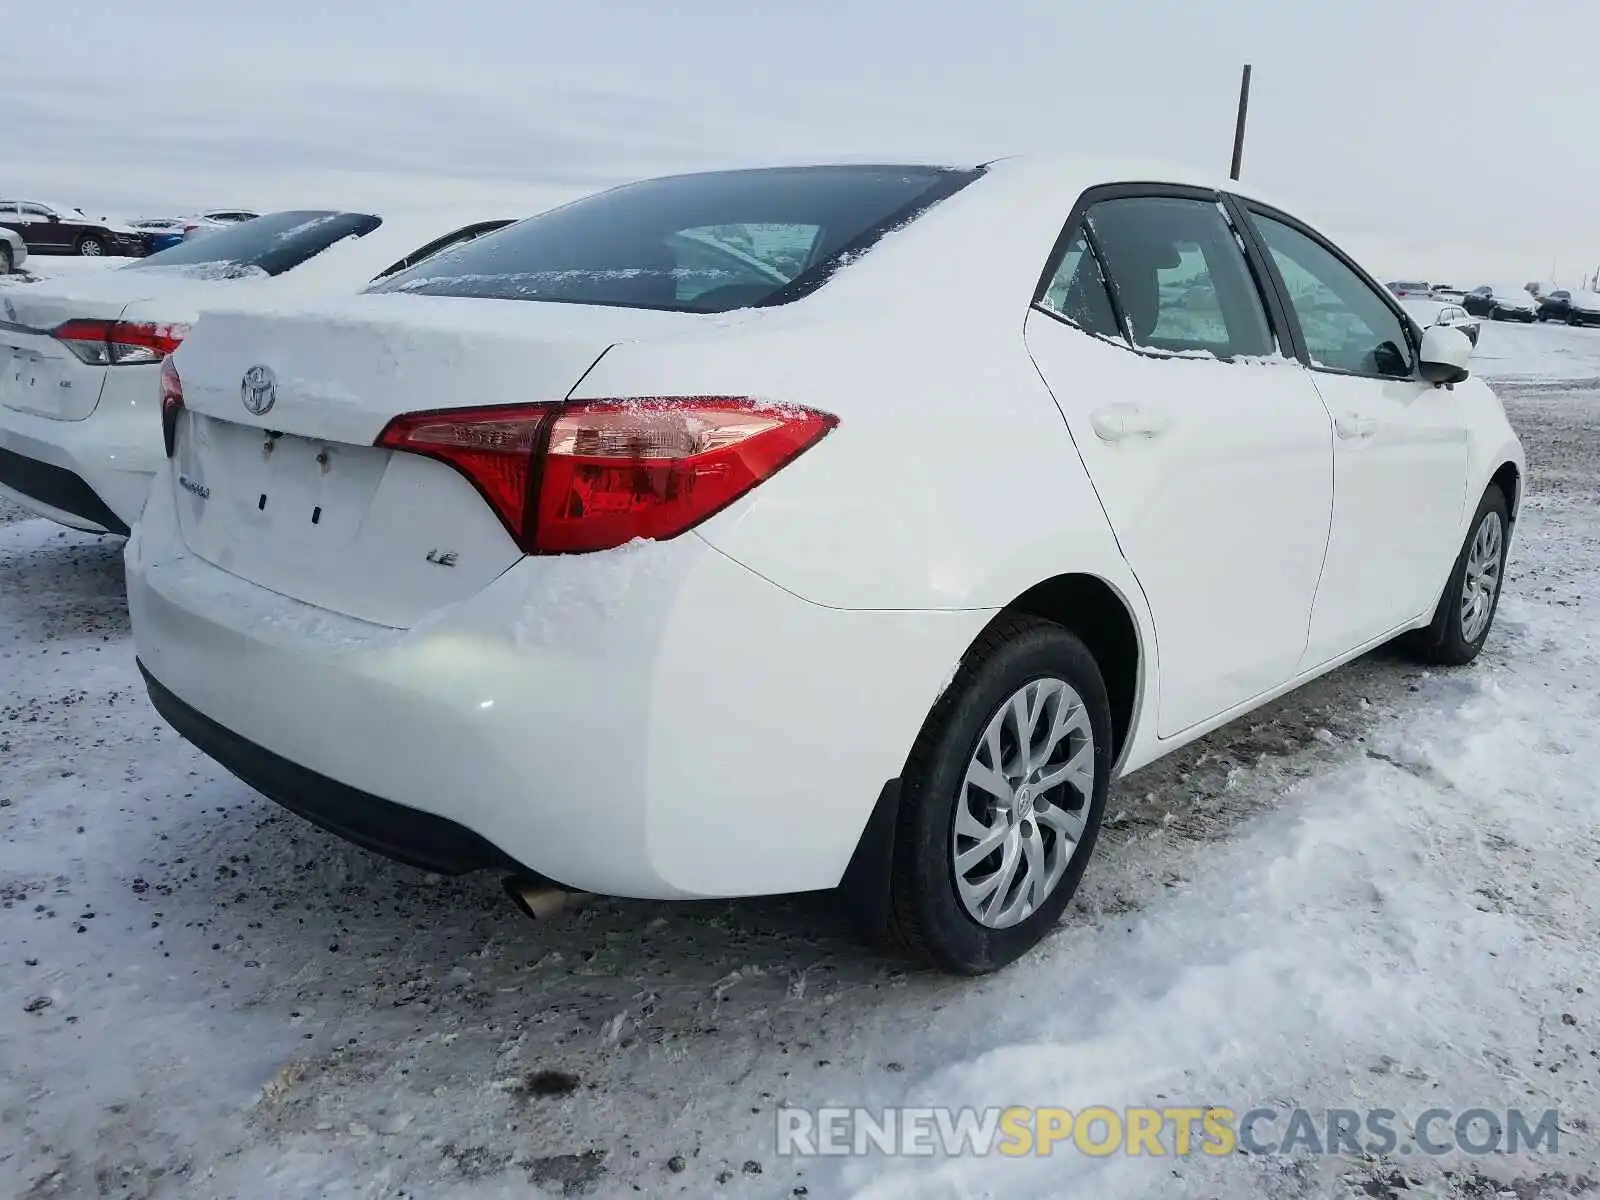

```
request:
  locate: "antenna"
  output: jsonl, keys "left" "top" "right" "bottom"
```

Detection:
{"left": 1230, "top": 65, "right": 1253, "bottom": 181}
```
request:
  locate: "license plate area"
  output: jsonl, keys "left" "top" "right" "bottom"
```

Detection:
{"left": 0, "top": 345, "right": 51, "bottom": 413}
{"left": 179, "top": 416, "right": 389, "bottom": 552}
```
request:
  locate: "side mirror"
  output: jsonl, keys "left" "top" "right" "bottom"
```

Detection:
{"left": 1419, "top": 324, "right": 1472, "bottom": 386}
{"left": 45, "top": 213, "right": 60, "bottom": 223}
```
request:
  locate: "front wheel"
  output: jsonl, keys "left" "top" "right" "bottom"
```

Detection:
{"left": 77, "top": 235, "right": 105, "bottom": 256}
{"left": 1404, "top": 485, "right": 1510, "bottom": 666}
{"left": 885, "top": 617, "right": 1112, "bottom": 974}
{"left": 0, "top": 244, "right": 11, "bottom": 275}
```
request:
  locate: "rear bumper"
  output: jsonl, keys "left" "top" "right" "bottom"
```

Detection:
{"left": 0, "top": 445, "right": 129, "bottom": 534}
{"left": 0, "top": 366, "right": 162, "bottom": 530}
{"left": 141, "top": 664, "right": 519, "bottom": 875}
{"left": 127, "top": 470, "right": 987, "bottom": 897}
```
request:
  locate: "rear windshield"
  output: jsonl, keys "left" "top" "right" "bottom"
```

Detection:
{"left": 123, "top": 211, "right": 380, "bottom": 279}
{"left": 366, "top": 165, "right": 980, "bottom": 313}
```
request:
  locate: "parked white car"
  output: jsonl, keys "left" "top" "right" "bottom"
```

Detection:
{"left": 196, "top": 209, "right": 259, "bottom": 225}
{"left": 1399, "top": 296, "right": 1481, "bottom": 345}
{"left": 0, "top": 210, "right": 514, "bottom": 533}
{"left": 129, "top": 157, "right": 1523, "bottom": 973}
{"left": 180, "top": 211, "right": 261, "bottom": 242}
{"left": 0, "top": 226, "right": 25, "bottom": 275}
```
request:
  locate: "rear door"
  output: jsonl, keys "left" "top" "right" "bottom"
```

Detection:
{"left": 1233, "top": 200, "right": 1469, "bottom": 666}
{"left": 1025, "top": 185, "right": 1335, "bottom": 736}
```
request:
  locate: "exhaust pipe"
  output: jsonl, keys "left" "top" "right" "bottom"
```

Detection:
{"left": 503, "top": 876, "right": 590, "bottom": 920}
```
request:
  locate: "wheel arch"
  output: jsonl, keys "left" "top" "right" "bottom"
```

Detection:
{"left": 1489, "top": 460, "right": 1521, "bottom": 522}
{"left": 995, "top": 571, "right": 1145, "bottom": 766}
{"left": 840, "top": 570, "right": 1148, "bottom": 937}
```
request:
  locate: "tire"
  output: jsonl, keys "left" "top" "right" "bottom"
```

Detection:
{"left": 1403, "top": 484, "right": 1510, "bottom": 666}
{"left": 885, "top": 616, "right": 1112, "bottom": 974}
{"left": 77, "top": 235, "right": 105, "bottom": 257}
{"left": 0, "top": 244, "right": 11, "bottom": 275}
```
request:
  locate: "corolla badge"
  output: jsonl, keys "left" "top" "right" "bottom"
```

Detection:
{"left": 240, "top": 364, "right": 277, "bottom": 416}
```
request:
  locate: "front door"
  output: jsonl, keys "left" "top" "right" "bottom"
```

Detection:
{"left": 1240, "top": 205, "right": 1469, "bottom": 666}
{"left": 21, "top": 205, "right": 70, "bottom": 252}
{"left": 1025, "top": 188, "right": 1335, "bottom": 736}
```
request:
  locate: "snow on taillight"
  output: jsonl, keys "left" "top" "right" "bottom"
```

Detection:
{"left": 52, "top": 318, "right": 188, "bottom": 366}
{"left": 160, "top": 357, "right": 184, "bottom": 458}
{"left": 375, "top": 398, "right": 838, "bottom": 555}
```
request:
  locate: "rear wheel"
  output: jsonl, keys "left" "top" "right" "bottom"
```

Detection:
{"left": 77, "top": 235, "right": 105, "bottom": 256}
{"left": 0, "top": 244, "right": 11, "bottom": 274}
{"left": 1404, "top": 485, "right": 1510, "bottom": 666}
{"left": 885, "top": 617, "right": 1112, "bottom": 974}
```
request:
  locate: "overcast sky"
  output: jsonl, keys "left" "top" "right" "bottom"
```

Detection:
{"left": 6, "top": 0, "right": 1598, "bottom": 282}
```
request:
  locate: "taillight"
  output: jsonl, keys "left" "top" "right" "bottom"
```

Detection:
{"left": 160, "top": 357, "right": 183, "bottom": 457}
{"left": 52, "top": 319, "right": 188, "bottom": 366}
{"left": 376, "top": 397, "right": 837, "bottom": 555}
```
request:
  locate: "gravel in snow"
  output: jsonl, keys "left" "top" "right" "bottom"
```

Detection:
{"left": 2, "top": 323, "right": 1600, "bottom": 1198}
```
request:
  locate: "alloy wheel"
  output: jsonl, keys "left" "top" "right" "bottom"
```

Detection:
{"left": 952, "top": 677, "right": 1095, "bottom": 929}
{"left": 1460, "top": 509, "right": 1504, "bottom": 643}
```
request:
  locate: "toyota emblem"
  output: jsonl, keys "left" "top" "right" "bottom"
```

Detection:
{"left": 241, "top": 364, "right": 277, "bottom": 416}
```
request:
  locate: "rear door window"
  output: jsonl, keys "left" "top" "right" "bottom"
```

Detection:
{"left": 1037, "top": 226, "right": 1121, "bottom": 339}
{"left": 367, "top": 165, "right": 981, "bottom": 312}
{"left": 124, "top": 211, "right": 381, "bottom": 278}
{"left": 1086, "top": 195, "right": 1276, "bottom": 359}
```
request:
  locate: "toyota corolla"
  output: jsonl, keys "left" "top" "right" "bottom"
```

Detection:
{"left": 128, "top": 157, "right": 1523, "bottom": 973}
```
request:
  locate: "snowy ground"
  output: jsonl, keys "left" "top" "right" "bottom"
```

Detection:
{"left": 0, "top": 254, "right": 139, "bottom": 289}
{"left": 2, "top": 321, "right": 1598, "bottom": 1199}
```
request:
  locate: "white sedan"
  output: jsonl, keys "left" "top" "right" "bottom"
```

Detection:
{"left": 0, "top": 211, "right": 513, "bottom": 533}
{"left": 0, "top": 226, "right": 24, "bottom": 275}
{"left": 129, "top": 157, "right": 1523, "bottom": 974}
{"left": 1400, "top": 297, "right": 1481, "bottom": 345}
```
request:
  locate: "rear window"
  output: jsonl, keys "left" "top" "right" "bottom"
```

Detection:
{"left": 366, "top": 165, "right": 980, "bottom": 312}
{"left": 123, "top": 211, "right": 380, "bottom": 279}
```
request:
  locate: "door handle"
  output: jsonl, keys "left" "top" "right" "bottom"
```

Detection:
{"left": 1334, "top": 414, "right": 1377, "bottom": 440}
{"left": 1090, "top": 403, "right": 1172, "bottom": 442}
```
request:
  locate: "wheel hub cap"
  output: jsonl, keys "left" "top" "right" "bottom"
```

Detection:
{"left": 1460, "top": 510, "right": 1504, "bottom": 643}
{"left": 952, "top": 676, "right": 1095, "bottom": 930}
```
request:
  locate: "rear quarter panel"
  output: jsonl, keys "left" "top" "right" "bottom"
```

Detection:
{"left": 568, "top": 313, "right": 1140, "bottom": 615}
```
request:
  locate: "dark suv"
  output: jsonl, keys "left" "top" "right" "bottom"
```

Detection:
{"left": 0, "top": 200, "right": 149, "bottom": 257}
{"left": 1537, "top": 290, "right": 1573, "bottom": 322}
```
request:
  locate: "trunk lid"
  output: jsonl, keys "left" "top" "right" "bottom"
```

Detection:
{"left": 169, "top": 293, "right": 705, "bottom": 626}
{"left": 0, "top": 270, "right": 238, "bottom": 420}
{"left": 1, "top": 282, "right": 139, "bottom": 421}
